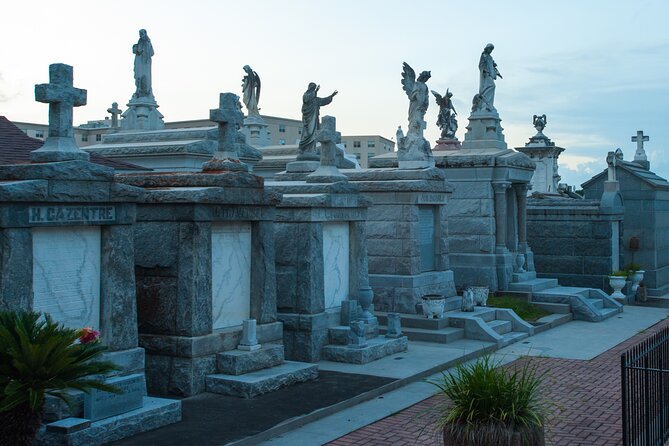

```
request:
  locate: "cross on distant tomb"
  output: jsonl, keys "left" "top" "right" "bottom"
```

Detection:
{"left": 210, "top": 93, "right": 244, "bottom": 159}
{"left": 32, "top": 63, "right": 89, "bottom": 162}
{"left": 107, "top": 102, "right": 122, "bottom": 128}
{"left": 306, "top": 115, "right": 347, "bottom": 183}
{"left": 632, "top": 130, "right": 649, "bottom": 153}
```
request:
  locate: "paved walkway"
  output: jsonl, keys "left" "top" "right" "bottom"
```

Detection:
{"left": 326, "top": 310, "right": 669, "bottom": 446}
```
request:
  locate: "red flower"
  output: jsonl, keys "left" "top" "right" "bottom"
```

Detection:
{"left": 78, "top": 327, "right": 100, "bottom": 344}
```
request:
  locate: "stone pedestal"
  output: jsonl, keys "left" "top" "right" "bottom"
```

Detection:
{"left": 243, "top": 115, "right": 271, "bottom": 147}
{"left": 433, "top": 138, "right": 462, "bottom": 152}
{"left": 121, "top": 96, "right": 165, "bottom": 131}
{"left": 462, "top": 111, "right": 506, "bottom": 150}
{"left": 116, "top": 170, "right": 281, "bottom": 396}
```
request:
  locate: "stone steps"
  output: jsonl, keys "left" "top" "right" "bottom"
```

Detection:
{"left": 379, "top": 325, "right": 465, "bottom": 344}
{"left": 206, "top": 361, "right": 318, "bottom": 399}
{"left": 529, "top": 283, "right": 623, "bottom": 322}
{"left": 508, "top": 278, "right": 559, "bottom": 293}
{"left": 498, "top": 331, "right": 530, "bottom": 348}
{"left": 531, "top": 301, "right": 571, "bottom": 314}
{"left": 487, "top": 319, "right": 512, "bottom": 335}
{"left": 321, "top": 336, "right": 408, "bottom": 364}
{"left": 587, "top": 298, "right": 604, "bottom": 309}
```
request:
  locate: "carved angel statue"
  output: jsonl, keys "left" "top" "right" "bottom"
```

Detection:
{"left": 242, "top": 65, "right": 261, "bottom": 117}
{"left": 533, "top": 114, "right": 547, "bottom": 133}
{"left": 401, "top": 62, "right": 431, "bottom": 135}
{"left": 432, "top": 89, "right": 458, "bottom": 139}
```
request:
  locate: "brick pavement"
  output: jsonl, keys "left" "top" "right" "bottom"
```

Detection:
{"left": 327, "top": 317, "right": 669, "bottom": 446}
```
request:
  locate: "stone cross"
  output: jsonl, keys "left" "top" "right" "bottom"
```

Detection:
{"left": 305, "top": 115, "right": 347, "bottom": 183}
{"left": 631, "top": 130, "right": 649, "bottom": 164}
{"left": 210, "top": 93, "right": 244, "bottom": 160}
{"left": 31, "top": 63, "right": 89, "bottom": 162}
{"left": 107, "top": 102, "right": 122, "bottom": 128}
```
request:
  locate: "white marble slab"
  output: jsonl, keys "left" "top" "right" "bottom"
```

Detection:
{"left": 32, "top": 226, "right": 101, "bottom": 329}
{"left": 211, "top": 223, "right": 252, "bottom": 330}
{"left": 323, "top": 222, "right": 350, "bottom": 309}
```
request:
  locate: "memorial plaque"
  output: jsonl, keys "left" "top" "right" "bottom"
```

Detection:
{"left": 323, "top": 222, "right": 350, "bottom": 309}
{"left": 83, "top": 373, "right": 145, "bottom": 421}
{"left": 29, "top": 206, "right": 116, "bottom": 224}
{"left": 419, "top": 206, "right": 435, "bottom": 272}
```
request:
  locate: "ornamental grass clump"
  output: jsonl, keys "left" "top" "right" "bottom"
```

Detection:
{"left": 0, "top": 311, "right": 120, "bottom": 446}
{"left": 431, "top": 356, "right": 546, "bottom": 446}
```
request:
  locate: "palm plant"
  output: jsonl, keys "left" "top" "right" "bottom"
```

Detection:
{"left": 0, "top": 311, "right": 120, "bottom": 446}
{"left": 431, "top": 356, "right": 546, "bottom": 446}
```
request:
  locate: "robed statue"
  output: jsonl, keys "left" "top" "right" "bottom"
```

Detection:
{"left": 401, "top": 62, "right": 431, "bottom": 135}
{"left": 431, "top": 89, "right": 458, "bottom": 139}
{"left": 297, "top": 83, "right": 338, "bottom": 159}
{"left": 476, "top": 43, "right": 502, "bottom": 112}
{"left": 242, "top": 65, "right": 261, "bottom": 117}
{"left": 132, "top": 29, "right": 154, "bottom": 99}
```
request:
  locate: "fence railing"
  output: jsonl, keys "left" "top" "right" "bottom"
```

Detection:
{"left": 622, "top": 325, "right": 669, "bottom": 446}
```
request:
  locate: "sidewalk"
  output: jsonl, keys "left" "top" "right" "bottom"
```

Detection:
{"left": 262, "top": 306, "right": 669, "bottom": 446}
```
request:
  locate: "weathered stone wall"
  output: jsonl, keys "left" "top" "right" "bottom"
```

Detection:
{"left": 527, "top": 198, "right": 623, "bottom": 290}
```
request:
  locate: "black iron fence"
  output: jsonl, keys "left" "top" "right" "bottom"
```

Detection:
{"left": 622, "top": 325, "right": 669, "bottom": 446}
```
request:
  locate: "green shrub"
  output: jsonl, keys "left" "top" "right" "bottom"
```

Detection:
{"left": 0, "top": 311, "right": 120, "bottom": 446}
{"left": 610, "top": 270, "right": 629, "bottom": 277}
{"left": 431, "top": 356, "right": 546, "bottom": 445}
{"left": 487, "top": 296, "right": 550, "bottom": 323}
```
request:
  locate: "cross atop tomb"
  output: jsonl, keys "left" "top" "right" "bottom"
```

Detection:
{"left": 316, "top": 116, "right": 338, "bottom": 146}
{"left": 107, "top": 102, "right": 122, "bottom": 128}
{"left": 31, "top": 63, "right": 89, "bottom": 162}
{"left": 631, "top": 130, "right": 649, "bottom": 163}
{"left": 210, "top": 93, "right": 244, "bottom": 157}
{"left": 306, "top": 115, "right": 347, "bottom": 183}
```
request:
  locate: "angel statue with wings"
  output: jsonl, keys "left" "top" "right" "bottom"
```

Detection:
{"left": 401, "top": 62, "right": 431, "bottom": 136}
{"left": 432, "top": 89, "right": 458, "bottom": 139}
{"left": 242, "top": 65, "right": 261, "bottom": 117}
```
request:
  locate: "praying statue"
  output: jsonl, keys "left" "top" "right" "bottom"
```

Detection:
{"left": 297, "top": 83, "right": 338, "bottom": 159}
{"left": 431, "top": 89, "right": 458, "bottom": 139}
{"left": 401, "top": 62, "right": 431, "bottom": 135}
{"left": 241, "top": 65, "right": 261, "bottom": 117}
{"left": 132, "top": 29, "right": 154, "bottom": 99}
{"left": 476, "top": 43, "right": 502, "bottom": 112}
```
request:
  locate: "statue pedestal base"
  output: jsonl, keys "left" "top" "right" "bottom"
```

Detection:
{"left": 306, "top": 165, "right": 348, "bottom": 183}
{"left": 399, "top": 159, "right": 435, "bottom": 170}
{"left": 202, "top": 157, "right": 249, "bottom": 172}
{"left": 121, "top": 96, "right": 165, "bottom": 131}
{"left": 462, "top": 111, "right": 507, "bottom": 150}
{"left": 286, "top": 160, "right": 319, "bottom": 173}
{"left": 243, "top": 115, "right": 271, "bottom": 148}
{"left": 433, "top": 138, "right": 462, "bottom": 152}
{"left": 31, "top": 137, "right": 91, "bottom": 162}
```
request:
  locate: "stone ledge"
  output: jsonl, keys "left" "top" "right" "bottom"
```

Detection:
{"left": 217, "top": 343, "right": 284, "bottom": 375}
{"left": 206, "top": 361, "right": 318, "bottom": 398}
{"left": 36, "top": 397, "right": 181, "bottom": 446}
{"left": 321, "top": 336, "right": 408, "bottom": 364}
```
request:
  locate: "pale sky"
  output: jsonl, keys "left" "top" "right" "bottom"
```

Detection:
{"left": 1, "top": 0, "right": 667, "bottom": 187}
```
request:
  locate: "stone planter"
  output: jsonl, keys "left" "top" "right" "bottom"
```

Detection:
{"left": 443, "top": 423, "right": 545, "bottom": 446}
{"left": 471, "top": 287, "right": 489, "bottom": 306}
{"left": 422, "top": 295, "right": 446, "bottom": 319}
{"left": 630, "top": 270, "right": 645, "bottom": 296}
{"left": 609, "top": 276, "right": 626, "bottom": 300}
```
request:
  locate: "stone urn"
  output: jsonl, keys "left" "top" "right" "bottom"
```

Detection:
{"left": 630, "top": 270, "right": 645, "bottom": 296}
{"left": 357, "top": 286, "right": 375, "bottom": 321}
{"left": 471, "top": 286, "right": 489, "bottom": 306}
{"left": 515, "top": 253, "right": 526, "bottom": 273}
{"left": 609, "top": 275, "right": 626, "bottom": 300}
{"left": 422, "top": 295, "right": 446, "bottom": 319}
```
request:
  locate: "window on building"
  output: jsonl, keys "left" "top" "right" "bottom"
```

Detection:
{"left": 279, "top": 125, "right": 286, "bottom": 133}
{"left": 367, "top": 140, "right": 375, "bottom": 148}
{"left": 343, "top": 143, "right": 347, "bottom": 148}
{"left": 279, "top": 139, "right": 286, "bottom": 145}
{"left": 35, "top": 131, "right": 44, "bottom": 138}
{"left": 353, "top": 141, "right": 361, "bottom": 148}
{"left": 95, "top": 134, "right": 102, "bottom": 141}
{"left": 81, "top": 135, "right": 88, "bottom": 142}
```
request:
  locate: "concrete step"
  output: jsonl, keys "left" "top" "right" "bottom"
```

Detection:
{"left": 216, "top": 344, "right": 284, "bottom": 376}
{"left": 587, "top": 298, "right": 604, "bottom": 309}
{"left": 487, "top": 319, "right": 512, "bottom": 335}
{"left": 498, "top": 331, "right": 529, "bottom": 348}
{"left": 508, "top": 278, "right": 559, "bottom": 293}
{"left": 531, "top": 301, "right": 571, "bottom": 314}
{"left": 533, "top": 313, "right": 573, "bottom": 334}
{"left": 206, "top": 361, "right": 318, "bottom": 398}
{"left": 446, "top": 307, "right": 497, "bottom": 323}
{"left": 600, "top": 307, "right": 622, "bottom": 321}
{"left": 379, "top": 325, "right": 465, "bottom": 344}
{"left": 512, "top": 271, "right": 537, "bottom": 282}
{"left": 376, "top": 312, "right": 450, "bottom": 330}
{"left": 321, "top": 336, "right": 408, "bottom": 364}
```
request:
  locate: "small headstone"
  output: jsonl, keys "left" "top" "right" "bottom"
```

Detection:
{"left": 83, "top": 373, "right": 145, "bottom": 421}
{"left": 385, "top": 313, "right": 402, "bottom": 338}
{"left": 238, "top": 319, "right": 261, "bottom": 351}
{"left": 203, "top": 92, "right": 248, "bottom": 172}
{"left": 348, "top": 320, "right": 367, "bottom": 349}
{"left": 340, "top": 300, "right": 359, "bottom": 325}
